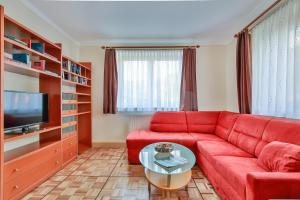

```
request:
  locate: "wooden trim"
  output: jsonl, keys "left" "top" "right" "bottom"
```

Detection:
{"left": 235, "top": 0, "right": 284, "bottom": 37}
{"left": 92, "top": 142, "right": 126, "bottom": 148}
{"left": 101, "top": 45, "right": 200, "bottom": 50}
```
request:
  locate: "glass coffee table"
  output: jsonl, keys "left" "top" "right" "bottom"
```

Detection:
{"left": 139, "top": 142, "right": 196, "bottom": 198}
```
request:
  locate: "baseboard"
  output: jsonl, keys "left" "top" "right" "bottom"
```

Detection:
{"left": 92, "top": 142, "right": 126, "bottom": 148}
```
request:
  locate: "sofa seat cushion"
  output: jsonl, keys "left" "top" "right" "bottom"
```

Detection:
{"left": 213, "top": 156, "right": 266, "bottom": 198}
{"left": 196, "top": 140, "right": 253, "bottom": 164}
{"left": 190, "top": 133, "right": 224, "bottom": 142}
{"left": 127, "top": 130, "right": 195, "bottom": 150}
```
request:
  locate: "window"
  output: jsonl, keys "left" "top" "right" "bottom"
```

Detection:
{"left": 252, "top": 0, "right": 300, "bottom": 118}
{"left": 116, "top": 49, "right": 183, "bottom": 112}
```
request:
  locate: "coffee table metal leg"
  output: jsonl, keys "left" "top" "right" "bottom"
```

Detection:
{"left": 148, "top": 181, "right": 151, "bottom": 198}
{"left": 167, "top": 174, "right": 171, "bottom": 187}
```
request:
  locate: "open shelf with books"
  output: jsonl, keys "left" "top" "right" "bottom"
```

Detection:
{"left": 62, "top": 56, "right": 91, "bottom": 87}
{"left": 4, "top": 16, "right": 62, "bottom": 79}
{"left": 61, "top": 60, "right": 91, "bottom": 159}
{"left": 4, "top": 58, "right": 61, "bottom": 79}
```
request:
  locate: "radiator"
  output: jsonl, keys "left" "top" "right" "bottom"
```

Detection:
{"left": 128, "top": 115, "right": 152, "bottom": 131}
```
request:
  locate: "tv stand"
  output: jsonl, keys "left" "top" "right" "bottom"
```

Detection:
{"left": 5, "top": 125, "right": 41, "bottom": 135}
{"left": 21, "top": 126, "right": 30, "bottom": 133}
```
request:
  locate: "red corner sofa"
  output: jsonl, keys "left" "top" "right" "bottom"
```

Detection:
{"left": 126, "top": 111, "right": 300, "bottom": 200}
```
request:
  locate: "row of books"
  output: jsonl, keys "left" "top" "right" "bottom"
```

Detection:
{"left": 63, "top": 60, "right": 83, "bottom": 75}
{"left": 62, "top": 72, "right": 88, "bottom": 85}
{"left": 4, "top": 34, "right": 59, "bottom": 62}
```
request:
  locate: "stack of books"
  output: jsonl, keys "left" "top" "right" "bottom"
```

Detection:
{"left": 154, "top": 155, "right": 188, "bottom": 172}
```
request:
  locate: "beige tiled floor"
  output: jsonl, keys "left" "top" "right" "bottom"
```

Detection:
{"left": 23, "top": 147, "right": 220, "bottom": 200}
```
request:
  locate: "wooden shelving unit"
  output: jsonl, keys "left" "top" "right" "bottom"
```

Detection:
{"left": 62, "top": 79, "right": 91, "bottom": 88}
{"left": 4, "top": 58, "right": 61, "bottom": 79}
{"left": 4, "top": 125, "right": 61, "bottom": 143}
{"left": 61, "top": 56, "right": 92, "bottom": 155}
{"left": 0, "top": 7, "right": 63, "bottom": 200}
{"left": 63, "top": 91, "right": 91, "bottom": 96}
{"left": 0, "top": 6, "right": 92, "bottom": 200}
{"left": 4, "top": 140, "right": 60, "bottom": 163}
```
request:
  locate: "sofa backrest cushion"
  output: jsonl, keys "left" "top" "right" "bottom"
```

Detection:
{"left": 150, "top": 111, "right": 188, "bottom": 132}
{"left": 255, "top": 118, "right": 300, "bottom": 157}
{"left": 228, "top": 114, "right": 272, "bottom": 155}
{"left": 185, "top": 111, "right": 220, "bottom": 133}
{"left": 258, "top": 141, "right": 300, "bottom": 172}
{"left": 215, "top": 111, "right": 240, "bottom": 140}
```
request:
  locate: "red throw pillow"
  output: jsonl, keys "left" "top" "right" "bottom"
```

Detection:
{"left": 258, "top": 141, "right": 300, "bottom": 172}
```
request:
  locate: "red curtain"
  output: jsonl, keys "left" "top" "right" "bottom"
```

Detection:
{"left": 180, "top": 48, "right": 198, "bottom": 111}
{"left": 236, "top": 30, "right": 252, "bottom": 114}
{"left": 103, "top": 49, "right": 118, "bottom": 114}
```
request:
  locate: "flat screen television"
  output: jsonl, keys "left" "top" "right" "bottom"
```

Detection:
{"left": 4, "top": 90, "right": 48, "bottom": 132}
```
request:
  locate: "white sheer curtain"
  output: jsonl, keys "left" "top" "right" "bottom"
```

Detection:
{"left": 116, "top": 49, "right": 183, "bottom": 112}
{"left": 252, "top": 0, "right": 300, "bottom": 119}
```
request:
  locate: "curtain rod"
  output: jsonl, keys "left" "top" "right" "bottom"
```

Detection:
{"left": 234, "top": 0, "right": 283, "bottom": 37}
{"left": 101, "top": 45, "right": 200, "bottom": 50}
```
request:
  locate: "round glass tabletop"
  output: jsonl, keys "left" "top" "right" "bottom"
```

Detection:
{"left": 139, "top": 142, "right": 196, "bottom": 175}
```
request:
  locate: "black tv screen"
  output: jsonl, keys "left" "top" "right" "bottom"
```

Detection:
{"left": 4, "top": 91, "right": 48, "bottom": 130}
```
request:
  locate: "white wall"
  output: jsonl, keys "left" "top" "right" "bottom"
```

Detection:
{"left": 225, "top": 40, "right": 239, "bottom": 112}
{"left": 197, "top": 45, "right": 227, "bottom": 110}
{"left": 79, "top": 44, "right": 238, "bottom": 143}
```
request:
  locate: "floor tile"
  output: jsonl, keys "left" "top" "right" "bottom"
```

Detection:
{"left": 43, "top": 175, "right": 107, "bottom": 199}
{"left": 96, "top": 177, "right": 148, "bottom": 200}
{"left": 72, "top": 159, "right": 118, "bottom": 176}
{"left": 194, "top": 179, "right": 220, "bottom": 199}
{"left": 191, "top": 166, "right": 206, "bottom": 179}
{"left": 150, "top": 187, "right": 203, "bottom": 200}
{"left": 77, "top": 148, "right": 99, "bottom": 159}
{"left": 56, "top": 158, "right": 86, "bottom": 176}
{"left": 21, "top": 175, "right": 67, "bottom": 200}
{"left": 111, "top": 159, "right": 145, "bottom": 177}
{"left": 90, "top": 148, "right": 125, "bottom": 160}
{"left": 24, "top": 147, "right": 220, "bottom": 200}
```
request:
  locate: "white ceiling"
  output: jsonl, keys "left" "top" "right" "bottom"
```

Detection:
{"left": 21, "top": 0, "right": 276, "bottom": 45}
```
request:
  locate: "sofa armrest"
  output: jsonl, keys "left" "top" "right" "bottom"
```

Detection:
{"left": 246, "top": 172, "right": 300, "bottom": 200}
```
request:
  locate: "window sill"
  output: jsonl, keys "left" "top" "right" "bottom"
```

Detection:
{"left": 117, "top": 111, "right": 155, "bottom": 115}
